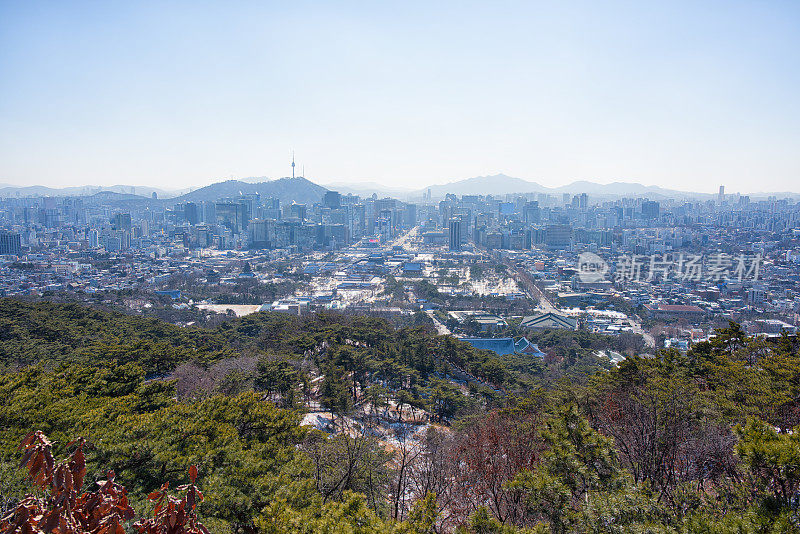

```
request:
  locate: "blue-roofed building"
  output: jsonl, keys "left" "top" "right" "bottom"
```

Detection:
{"left": 514, "top": 338, "right": 547, "bottom": 357}
{"left": 463, "top": 337, "right": 517, "bottom": 355}
{"left": 462, "top": 337, "right": 546, "bottom": 357}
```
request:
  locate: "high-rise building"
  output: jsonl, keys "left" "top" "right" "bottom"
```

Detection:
{"left": 448, "top": 218, "right": 462, "bottom": 251}
{"left": 641, "top": 200, "right": 660, "bottom": 219}
{"left": 87, "top": 229, "right": 99, "bottom": 248}
{"left": 544, "top": 224, "right": 572, "bottom": 249}
{"left": 203, "top": 202, "right": 216, "bottom": 223}
{"left": 323, "top": 191, "right": 342, "bottom": 209}
{"left": 404, "top": 203, "right": 417, "bottom": 226}
{"left": 523, "top": 201, "right": 540, "bottom": 224}
{"left": 499, "top": 202, "right": 515, "bottom": 216}
{"left": 718, "top": 185, "right": 725, "bottom": 204}
{"left": 378, "top": 209, "right": 393, "bottom": 239}
{"left": 289, "top": 203, "right": 307, "bottom": 221}
{"left": 111, "top": 213, "right": 132, "bottom": 231}
{"left": 352, "top": 204, "right": 366, "bottom": 238}
{"left": 216, "top": 202, "right": 244, "bottom": 234}
{"left": 248, "top": 218, "right": 275, "bottom": 249}
{"left": 0, "top": 232, "right": 21, "bottom": 255}
{"left": 184, "top": 202, "right": 199, "bottom": 225}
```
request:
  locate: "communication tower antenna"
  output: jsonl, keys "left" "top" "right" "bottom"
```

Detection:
{"left": 292, "top": 151, "right": 295, "bottom": 179}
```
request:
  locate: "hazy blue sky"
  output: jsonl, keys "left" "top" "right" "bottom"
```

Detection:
{"left": 1, "top": 1, "right": 798, "bottom": 193}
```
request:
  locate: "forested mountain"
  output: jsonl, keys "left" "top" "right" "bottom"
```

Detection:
{"left": 3, "top": 298, "right": 800, "bottom": 533}
{"left": 173, "top": 178, "right": 327, "bottom": 206}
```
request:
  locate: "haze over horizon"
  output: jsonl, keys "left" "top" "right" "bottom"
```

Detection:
{"left": 1, "top": 1, "right": 798, "bottom": 193}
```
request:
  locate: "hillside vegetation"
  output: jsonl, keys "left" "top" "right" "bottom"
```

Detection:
{"left": 2, "top": 298, "right": 800, "bottom": 533}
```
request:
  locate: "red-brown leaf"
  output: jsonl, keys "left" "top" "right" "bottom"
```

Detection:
{"left": 189, "top": 465, "right": 198, "bottom": 483}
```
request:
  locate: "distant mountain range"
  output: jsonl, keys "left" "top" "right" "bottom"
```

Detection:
{"left": 1, "top": 173, "right": 797, "bottom": 203}
{"left": 411, "top": 174, "right": 712, "bottom": 201}
{"left": 315, "top": 174, "right": 800, "bottom": 201}
{"left": 0, "top": 184, "right": 187, "bottom": 199}
{"left": 0, "top": 178, "right": 327, "bottom": 206}
{"left": 412, "top": 174, "right": 800, "bottom": 201}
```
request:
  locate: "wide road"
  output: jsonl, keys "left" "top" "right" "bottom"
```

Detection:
{"left": 631, "top": 315, "right": 657, "bottom": 349}
{"left": 500, "top": 257, "right": 559, "bottom": 313}
{"left": 390, "top": 226, "right": 419, "bottom": 250}
{"left": 425, "top": 309, "right": 452, "bottom": 336}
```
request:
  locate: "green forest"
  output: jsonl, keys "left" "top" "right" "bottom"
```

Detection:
{"left": 2, "top": 298, "right": 800, "bottom": 533}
